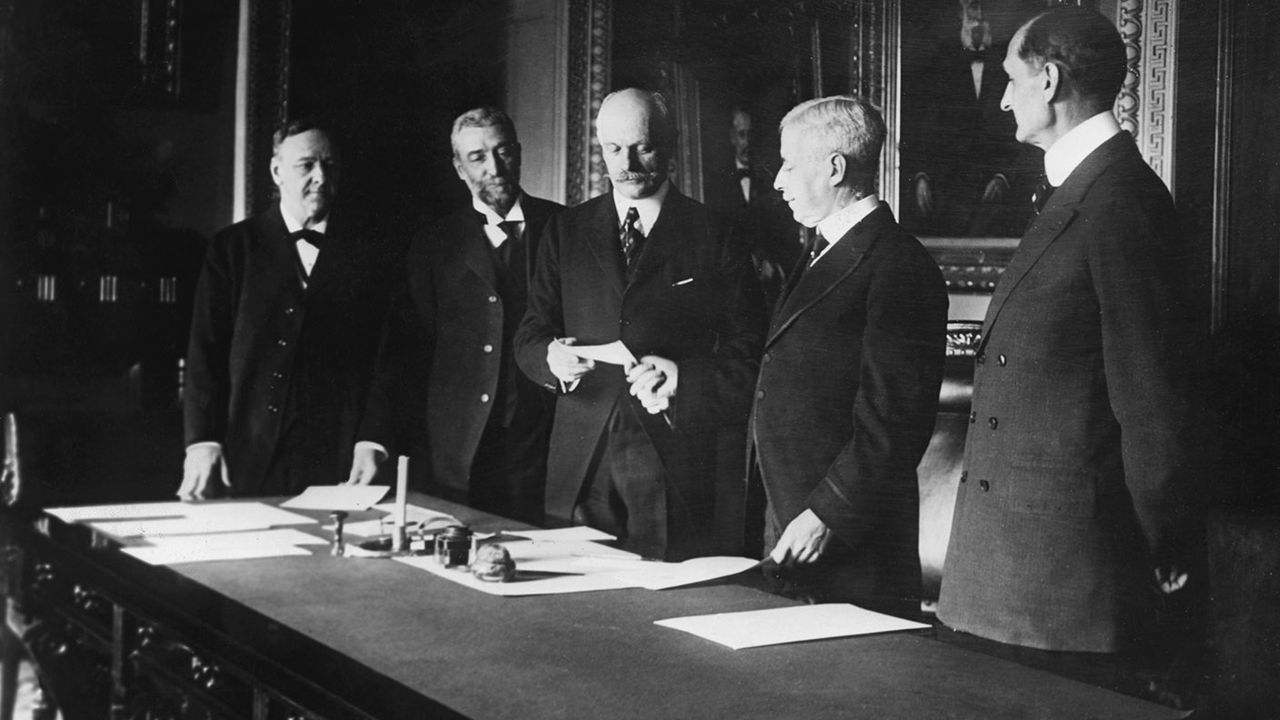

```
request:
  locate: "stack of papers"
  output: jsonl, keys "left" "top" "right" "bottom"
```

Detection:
{"left": 47, "top": 501, "right": 318, "bottom": 538}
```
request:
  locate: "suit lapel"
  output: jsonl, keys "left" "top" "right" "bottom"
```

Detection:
{"left": 625, "top": 190, "right": 688, "bottom": 288}
{"left": 583, "top": 197, "right": 626, "bottom": 300}
{"left": 978, "top": 132, "right": 1137, "bottom": 350}
{"left": 765, "top": 206, "right": 884, "bottom": 348}
{"left": 459, "top": 214, "right": 498, "bottom": 293}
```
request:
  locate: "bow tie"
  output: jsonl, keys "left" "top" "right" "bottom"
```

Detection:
{"left": 290, "top": 229, "right": 325, "bottom": 249}
{"left": 733, "top": 167, "right": 751, "bottom": 180}
{"left": 963, "top": 47, "right": 988, "bottom": 63}
{"left": 1031, "top": 175, "right": 1057, "bottom": 214}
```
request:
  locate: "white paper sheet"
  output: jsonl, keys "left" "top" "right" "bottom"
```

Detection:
{"left": 393, "top": 554, "right": 637, "bottom": 596}
{"left": 654, "top": 603, "right": 931, "bottom": 649}
{"left": 507, "top": 526, "right": 617, "bottom": 542}
{"left": 565, "top": 340, "right": 637, "bottom": 366}
{"left": 280, "top": 485, "right": 389, "bottom": 511}
{"left": 609, "top": 556, "right": 761, "bottom": 590}
{"left": 89, "top": 516, "right": 271, "bottom": 538}
{"left": 49, "top": 501, "right": 317, "bottom": 529}
{"left": 48, "top": 501, "right": 197, "bottom": 523}
{"left": 124, "top": 544, "right": 313, "bottom": 565}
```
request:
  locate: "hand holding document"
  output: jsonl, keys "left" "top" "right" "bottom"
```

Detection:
{"left": 655, "top": 604, "right": 930, "bottom": 650}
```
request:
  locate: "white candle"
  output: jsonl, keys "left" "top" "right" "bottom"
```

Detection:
{"left": 392, "top": 455, "right": 408, "bottom": 551}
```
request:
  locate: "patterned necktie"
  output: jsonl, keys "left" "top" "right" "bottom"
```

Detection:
{"left": 1031, "top": 175, "right": 1056, "bottom": 214}
{"left": 620, "top": 206, "right": 642, "bottom": 268}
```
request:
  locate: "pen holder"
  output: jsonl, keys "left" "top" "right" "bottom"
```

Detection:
{"left": 434, "top": 525, "right": 473, "bottom": 567}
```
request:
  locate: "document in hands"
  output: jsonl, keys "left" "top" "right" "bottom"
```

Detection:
{"left": 654, "top": 604, "right": 930, "bottom": 650}
{"left": 564, "top": 340, "right": 637, "bottom": 366}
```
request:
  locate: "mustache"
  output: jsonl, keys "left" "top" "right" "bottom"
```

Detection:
{"left": 613, "top": 170, "right": 661, "bottom": 184}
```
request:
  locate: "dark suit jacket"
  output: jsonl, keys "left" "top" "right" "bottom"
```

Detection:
{"left": 750, "top": 204, "right": 947, "bottom": 601}
{"left": 515, "top": 189, "right": 766, "bottom": 556}
{"left": 184, "top": 207, "right": 385, "bottom": 494}
{"left": 937, "top": 132, "right": 1203, "bottom": 652}
{"left": 360, "top": 195, "right": 563, "bottom": 503}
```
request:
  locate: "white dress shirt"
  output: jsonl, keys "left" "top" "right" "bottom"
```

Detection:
{"left": 812, "top": 194, "right": 881, "bottom": 265}
{"left": 611, "top": 178, "right": 672, "bottom": 235}
{"left": 473, "top": 194, "right": 526, "bottom": 248}
{"left": 1043, "top": 111, "right": 1122, "bottom": 187}
{"left": 279, "top": 202, "right": 329, "bottom": 279}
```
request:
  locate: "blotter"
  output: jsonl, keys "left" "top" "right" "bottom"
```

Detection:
{"left": 654, "top": 603, "right": 930, "bottom": 649}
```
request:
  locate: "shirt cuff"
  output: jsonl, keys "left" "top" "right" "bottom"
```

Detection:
{"left": 354, "top": 441, "right": 388, "bottom": 460}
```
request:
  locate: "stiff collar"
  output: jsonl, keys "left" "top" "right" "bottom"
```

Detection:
{"left": 611, "top": 178, "right": 671, "bottom": 235}
{"left": 1043, "top": 111, "right": 1121, "bottom": 187}
{"left": 279, "top": 202, "right": 328, "bottom": 235}
{"left": 472, "top": 192, "right": 526, "bottom": 226}
{"left": 813, "top": 194, "right": 880, "bottom": 263}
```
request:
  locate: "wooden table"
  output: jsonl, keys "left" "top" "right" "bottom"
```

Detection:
{"left": 2, "top": 495, "right": 1181, "bottom": 719}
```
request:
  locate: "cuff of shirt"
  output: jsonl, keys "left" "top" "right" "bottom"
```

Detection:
{"left": 354, "top": 441, "right": 388, "bottom": 460}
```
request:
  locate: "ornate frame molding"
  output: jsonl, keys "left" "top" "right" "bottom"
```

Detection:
{"left": 1116, "top": 0, "right": 1177, "bottom": 191}
{"left": 565, "top": 0, "right": 611, "bottom": 206}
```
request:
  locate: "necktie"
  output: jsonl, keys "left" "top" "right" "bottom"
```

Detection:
{"left": 1031, "top": 175, "right": 1056, "bottom": 214}
{"left": 808, "top": 230, "right": 829, "bottom": 264}
{"left": 620, "top": 207, "right": 642, "bottom": 268}
{"left": 497, "top": 220, "right": 521, "bottom": 246}
{"left": 290, "top": 229, "right": 325, "bottom": 249}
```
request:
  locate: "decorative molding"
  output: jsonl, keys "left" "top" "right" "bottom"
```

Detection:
{"left": 875, "top": 0, "right": 898, "bottom": 210}
{"left": 238, "top": 0, "right": 292, "bottom": 217}
{"left": 1114, "top": 0, "right": 1142, "bottom": 136}
{"left": 565, "top": 0, "right": 610, "bottom": 206}
{"left": 1140, "top": 0, "right": 1177, "bottom": 190}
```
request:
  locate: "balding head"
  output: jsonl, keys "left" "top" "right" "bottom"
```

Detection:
{"left": 596, "top": 88, "right": 676, "bottom": 200}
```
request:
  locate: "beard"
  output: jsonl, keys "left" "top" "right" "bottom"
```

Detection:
{"left": 478, "top": 178, "right": 516, "bottom": 213}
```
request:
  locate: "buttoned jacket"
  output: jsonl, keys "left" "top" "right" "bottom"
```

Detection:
{"left": 937, "top": 133, "right": 1202, "bottom": 652}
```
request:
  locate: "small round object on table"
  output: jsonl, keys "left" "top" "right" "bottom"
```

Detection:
{"left": 469, "top": 543, "right": 517, "bottom": 582}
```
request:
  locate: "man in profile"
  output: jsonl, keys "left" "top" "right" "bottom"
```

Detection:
{"left": 939, "top": 6, "right": 1203, "bottom": 657}
{"left": 349, "top": 108, "right": 562, "bottom": 525}
{"left": 179, "top": 119, "right": 384, "bottom": 499}
{"left": 516, "top": 88, "right": 765, "bottom": 559}
{"left": 750, "top": 95, "right": 947, "bottom": 611}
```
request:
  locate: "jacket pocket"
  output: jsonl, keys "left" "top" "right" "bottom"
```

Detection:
{"left": 1002, "top": 457, "right": 1098, "bottom": 519}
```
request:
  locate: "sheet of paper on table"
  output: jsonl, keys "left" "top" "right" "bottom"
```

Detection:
{"left": 343, "top": 504, "right": 460, "bottom": 537}
{"left": 122, "top": 528, "right": 329, "bottom": 565}
{"left": 509, "top": 526, "right": 616, "bottom": 542}
{"left": 608, "top": 556, "right": 761, "bottom": 590}
{"left": 654, "top": 603, "right": 931, "bottom": 649}
{"left": 280, "top": 485, "right": 389, "bottom": 511}
{"left": 394, "top": 554, "right": 638, "bottom": 596}
{"left": 48, "top": 501, "right": 317, "bottom": 528}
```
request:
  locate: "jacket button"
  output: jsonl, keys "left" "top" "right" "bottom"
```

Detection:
{"left": 267, "top": 404, "right": 279, "bottom": 413}
{"left": 620, "top": 319, "right": 630, "bottom": 326}
{"left": 762, "top": 352, "right": 772, "bottom": 363}
{"left": 997, "top": 354, "right": 1007, "bottom": 367}
{"left": 276, "top": 339, "right": 287, "bottom": 347}
{"left": 979, "top": 479, "right": 990, "bottom": 491}
{"left": 959, "top": 470, "right": 968, "bottom": 484}
{"left": 488, "top": 295, "right": 498, "bottom": 303}
{"left": 483, "top": 344, "right": 493, "bottom": 353}
{"left": 988, "top": 416, "right": 998, "bottom": 430}
{"left": 755, "top": 389, "right": 765, "bottom": 400}
{"left": 272, "top": 371, "right": 284, "bottom": 380}
{"left": 969, "top": 411, "right": 977, "bottom": 424}
{"left": 480, "top": 393, "right": 490, "bottom": 403}
{"left": 285, "top": 307, "right": 295, "bottom": 316}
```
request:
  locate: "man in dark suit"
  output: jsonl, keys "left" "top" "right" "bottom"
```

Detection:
{"left": 515, "top": 88, "right": 765, "bottom": 559}
{"left": 348, "top": 108, "right": 562, "bottom": 525}
{"left": 179, "top": 119, "right": 385, "bottom": 499}
{"left": 750, "top": 95, "right": 947, "bottom": 611}
{"left": 938, "top": 6, "right": 1203, "bottom": 654}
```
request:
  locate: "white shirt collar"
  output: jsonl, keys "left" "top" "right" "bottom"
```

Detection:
{"left": 612, "top": 179, "right": 671, "bottom": 236}
{"left": 279, "top": 202, "right": 328, "bottom": 235}
{"left": 813, "top": 194, "right": 880, "bottom": 263}
{"left": 472, "top": 194, "right": 525, "bottom": 248}
{"left": 472, "top": 193, "right": 525, "bottom": 226}
{"left": 1043, "top": 111, "right": 1121, "bottom": 187}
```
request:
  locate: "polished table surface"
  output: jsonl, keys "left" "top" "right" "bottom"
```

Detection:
{"left": 26, "top": 494, "right": 1182, "bottom": 719}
